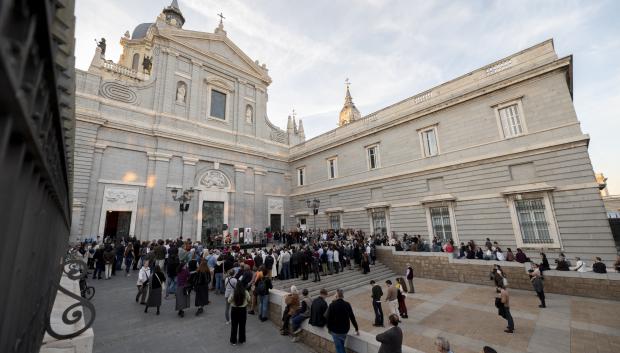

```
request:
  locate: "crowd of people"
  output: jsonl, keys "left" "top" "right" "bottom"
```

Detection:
{"left": 69, "top": 229, "right": 619, "bottom": 353}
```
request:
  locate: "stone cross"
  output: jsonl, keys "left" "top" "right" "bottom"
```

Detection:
{"left": 345, "top": 78, "right": 350, "bottom": 89}
{"left": 218, "top": 12, "right": 225, "bottom": 24}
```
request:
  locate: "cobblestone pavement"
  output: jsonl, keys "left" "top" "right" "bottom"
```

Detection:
{"left": 341, "top": 276, "right": 620, "bottom": 353}
{"left": 88, "top": 271, "right": 315, "bottom": 353}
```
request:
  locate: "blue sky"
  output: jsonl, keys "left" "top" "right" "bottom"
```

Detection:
{"left": 75, "top": 0, "right": 620, "bottom": 194}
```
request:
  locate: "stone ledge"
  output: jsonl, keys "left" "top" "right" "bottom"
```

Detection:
{"left": 268, "top": 289, "right": 424, "bottom": 353}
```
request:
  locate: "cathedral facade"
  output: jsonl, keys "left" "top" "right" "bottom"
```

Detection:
{"left": 72, "top": 1, "right": 616, "bottom": 262}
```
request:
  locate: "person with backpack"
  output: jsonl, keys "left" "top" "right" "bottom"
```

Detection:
{"left": 264, "top": 251, "right": 275, "bottom": 278}
{"left": 228, "top": 277, "right": 251, "bottom": 346}
{"left": 255, "top": 267, "right": 272, "bottom": 322}
{"left": 224, "top": 269, "right": 238, "bottom": 324}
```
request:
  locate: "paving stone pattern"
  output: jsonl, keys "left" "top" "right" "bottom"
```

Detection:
{"left": 279, "top": 262, "right": 620, "bottom": 353}
{"left": 88, "top": 272, "right": 316, "bottom": 353}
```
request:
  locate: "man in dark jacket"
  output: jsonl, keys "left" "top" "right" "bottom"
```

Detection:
{"left": 370, "top": 280, "right": 384, "bottom": 326}
{"left": 326, "top": 289, "right": 359, "bottom": 353}
{"left": 376, "top": 314, "right": 402, "bottom": 353}
{"left": 309, "top": 288, "right": 329, "bottom": 327}
{"left": 264, "top": 251, "right": 275, "bottom": 276}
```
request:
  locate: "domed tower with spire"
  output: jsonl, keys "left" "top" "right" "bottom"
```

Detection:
{"left": 162, "top": 0, "right": 185, "bottom": 28}
{"left": 338, "top": 78, "right": 361, "bottom": 127}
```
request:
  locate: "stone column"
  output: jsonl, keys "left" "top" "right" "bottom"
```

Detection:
{"left": 85, "top": 143, "right": 106, "bottom": 236}
{"left": 283, "top": 173, "right": 292, "bottom": 230}
{"left": 233, "top": 165, "right": 247, "bottom": 229}
{"left": 183, "top": 156, "right": 199, "bottom": 240}
{"left": 254, "top": 168, "right": 267, "bottom": 232}
{"left": 144, "top": 152, "right": 171, "bottom": 240}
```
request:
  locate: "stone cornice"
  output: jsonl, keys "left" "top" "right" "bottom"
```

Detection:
{"left": 183, "top": 156, "right": 199, "bottom": 165}
{"left": 290, "top": 56, "right": 572, "bottom": 161}
{"left": 288, "top": 135, "right": 589, "bottom": 197}
{"left": 147, "top": 151, "right": 172, "bottom": 161}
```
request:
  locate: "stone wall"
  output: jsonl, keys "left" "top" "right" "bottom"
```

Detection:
{"left": 376, "top": 246, "right": 620, "bottom": 301}
{"left": 267, "top": 289, "right": 423, "bottom": 353}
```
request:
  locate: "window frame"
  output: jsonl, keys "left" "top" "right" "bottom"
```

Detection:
{"left": 418, "top": 125, "right": 440, "bottom": 158}
{"left": 505, "top": 191, "right": 561, "bottom": 249}
{"left": 366, "top": 144, "right": 380, "bottom": 170}
{"left": 494, "top": 99, "right": 527, "bottom": 139}
{"left": 424, "top": 201, "right": 459, "bottom": 245}
{"left": 326, "top": 156, "right": 338, "bottom": 179}
{"left": 297, "top": 167, "right": 306, "bottom": 186}
{"left": 206, "top": 80, "right": 233, "bottom": 124}
{"left": 328, "top": 213, "right": 342, "bottom": 230}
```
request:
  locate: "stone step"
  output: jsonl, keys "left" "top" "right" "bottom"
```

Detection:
{"left": 274, "top": 265, "right": 392, "bottom": 292}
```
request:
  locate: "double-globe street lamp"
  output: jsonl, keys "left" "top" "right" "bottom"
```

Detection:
{"left": 171, "top": 187, "right": 194, "bottom": 239}
{"left": 305, "top": 198, "right": 320, "bottom": 235}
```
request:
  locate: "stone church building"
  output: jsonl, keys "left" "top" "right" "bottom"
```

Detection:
{"left": 72, "top": 1, "right": 617, "bottom": 262}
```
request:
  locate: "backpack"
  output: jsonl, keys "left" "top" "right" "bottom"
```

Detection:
{"left": 256, "top": 278, "right": 267, "bottom": 296}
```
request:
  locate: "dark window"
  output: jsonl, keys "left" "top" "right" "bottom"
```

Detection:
{"left": 210, "top": 90, "right": 226, "bottom": 119}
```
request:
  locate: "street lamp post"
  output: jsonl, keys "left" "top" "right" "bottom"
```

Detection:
{"left": 171, "top": 187, "right": 194, "bottom": 239}
{"left": 305, "top": 198, "right": 320, "bottom": 235}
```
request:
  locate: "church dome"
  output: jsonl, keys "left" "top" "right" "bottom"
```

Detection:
{"left": 131, "top": 23, "right": 153, "bottom": 39}
{"left": 338, "top": 85, "right": 361, "bottom": 126}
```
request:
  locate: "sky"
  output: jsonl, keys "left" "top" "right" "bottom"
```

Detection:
{"left": 75, "top": 0, "right": 620, "bottom": 194}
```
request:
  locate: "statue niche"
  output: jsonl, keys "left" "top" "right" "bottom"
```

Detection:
{"left": 176, "top": 81, "right": 187, "bottom": 104}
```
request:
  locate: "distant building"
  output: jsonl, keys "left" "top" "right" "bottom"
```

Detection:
{"left": 72, "top": 1, "right": 616, "bottom": 262}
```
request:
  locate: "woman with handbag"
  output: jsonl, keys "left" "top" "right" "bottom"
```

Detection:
{"left": 175, "top": 262, "right": 191, "bottom": 317}
{"left": 395, "top": 278, "right": 408, "bottom": 319}
{"left": 144, "top": 265, "right": 165, "bottom": 315}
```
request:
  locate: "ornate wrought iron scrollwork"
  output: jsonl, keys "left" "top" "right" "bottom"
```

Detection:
{"left": 45, "top": 258, "right": 96, "bottom": 340}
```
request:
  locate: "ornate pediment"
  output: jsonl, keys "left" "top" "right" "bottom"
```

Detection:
{"left": 164, "top": 32, "right": 271, "bottom": 84}
{"left": 199, "top": 170, "right": 230, "bottom": 189}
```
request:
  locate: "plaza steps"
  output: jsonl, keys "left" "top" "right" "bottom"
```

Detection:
{"left": 273, "top": 261, "right": 397, "bottom": 297}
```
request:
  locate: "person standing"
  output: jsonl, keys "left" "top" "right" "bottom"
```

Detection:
{"left": 395, "top": 278, "right": 408, "bottom": 319}
{"left": 228, "top": 279, "right": 251, "bottom": 346}
{"left": 136, "top": 260, "right": 151, "bottom": 304}
{"left": 224, "top": 269, "right": 238, "bottom": 324}
{"left": 193, "top": 261, "right": 211, "bottom": 315}
{"left": 370, "top": 280, "right": 384, "bottom": 327}
{"left": 529, "top": 264, "right": 546, "bottom": 308}
{"left": 255, "top": 268, "right": 272, "bottom": 322}
{"left": 92, "top": 245, "right": 104, "bottom": 280}
{"left": 376, "top": 314, "right": 402, "bottom": 353}
{"left": 175, "top": 262, "right": 191, "bottom": 317}
{"left": 499, "top": 285, "right": 514, "bottom": 333}
{"left": 144, "top": 265, "right": 165, "bottom": 315}
{"left": 385, "top": 280, "right": 399, "bottom": 317}
{"left": 312, "top": 252, "right": 321, "bottom": 282}
{"left": 123, "top": 243, "right": 134, "bottom": 276}
{"left": 333, "top": 247, "right": 340, "bottom": 274}
{"left": 309, "top": 288, "right": 328, "bottom": 327}
{"left": 103, "top": 244, "right": 115, "bottom": 280}
{"left": 405, "top": 263, "right": 415, "bottom": 293}
{"left": 326, "top": 288, "right": 359, "bottom": 353}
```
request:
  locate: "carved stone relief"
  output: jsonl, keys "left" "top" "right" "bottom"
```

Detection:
{"left": 268, "top": 198, "right": 283, "bottom": 213}
{"left": 200, "top": 170, "right": 229, "bottom": 189}
{"left": 104, "top": 188, "right": 138, "bottom": 203}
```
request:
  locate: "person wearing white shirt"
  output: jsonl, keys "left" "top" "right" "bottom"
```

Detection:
{"left": 333, "top": 249, "right": 340, "bottom": 273}
{"left": 496, "top": 248, "right": 506, "bottom": 261}
{"left": 574, "top": 257, "right": 587, "bottom": 272}
{"left": 136, "top": 260, "right": 151, "bottom": 304}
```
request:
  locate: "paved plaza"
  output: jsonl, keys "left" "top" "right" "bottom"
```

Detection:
{"left": 89, "top": 273, "right": 315, "bottom": 353}
{"left": 274, "top": 261, "right": 620, "bottom": 353}
{"left": 90, "top": 266, "right": 620, "bottom": 353}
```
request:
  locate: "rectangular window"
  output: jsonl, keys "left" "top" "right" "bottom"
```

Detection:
{"left": 327, "top": 158, "right": 337, "bottom": 179}
{"left": 515, "top": 198, "right": 553, "bottom": 244}
{"left": 297, "top": 168, "right": 305, "bottom": 186}
{"left": 329, "top": 214, "right": 341, "bottom": 230}
{"left": 420, "top": 127, "right": 439, "bottom": 157}
{"left": 498, "top": 104, "right": 524, "bottom": 138}
{"left": 430, "top": 206, "right": 452, "bottom": 241}
{"left": 210, "top": 89, "right": 226, "bottom": 119}
{"left": 371, "top": 210, "right": 386, "bottom": 235}
{"left": 367, "top": 145, "right": 379, "bottom": 170}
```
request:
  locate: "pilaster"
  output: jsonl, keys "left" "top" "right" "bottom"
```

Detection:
{"left": 144, "top": 152, "right": 172, "bottom": 240}
{"left": 233, "top": 165, "right": 247, "bottom": 229}
{"left": 254, "top": 168, "right": 267, "bottom": 232}
{"left": 85, "top": 144, "right": 106, "bottom": 236}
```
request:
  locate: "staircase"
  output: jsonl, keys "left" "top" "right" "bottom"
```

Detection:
{"left": 273, "top": 261, "right": 397, "bottom": 297}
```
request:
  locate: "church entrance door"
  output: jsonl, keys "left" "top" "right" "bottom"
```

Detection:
{"left": 270, "top": 214, "right": 282, "bottom": 232}
{"left": 202, "top": 201, "right": 224, "bottom": 244}
{"left": 103, "top": 211, "right": 131, "bottom": 239}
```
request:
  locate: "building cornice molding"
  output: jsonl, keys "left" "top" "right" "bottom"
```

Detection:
{"left": 290, "top": 57, "right": 571, "bottom": 160}
{"left": 289, "top": 135, "right": 589, "bottom": 197}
